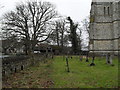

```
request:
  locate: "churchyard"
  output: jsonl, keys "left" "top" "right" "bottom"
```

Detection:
{"left": 3, "top": 56, "right": 119, "bottom": 88}
{"left": 1, "top": 0, "right": 120, "bottom": 89}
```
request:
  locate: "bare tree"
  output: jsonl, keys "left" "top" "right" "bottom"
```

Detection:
{"left": 56, "top": 19, "right": 68, "bottom": 48}
{"left": 2, "top": 35, "right": 18, "bottom": 54}
{"left": 2, "top": 1, "right": 57, "bottom": 55}
{"left": 81, "top": 17, "right": 90, "bottom": 62}
{"left": 48, "top": 19, "right": 69, "bottom": 48}
{"left": 77, "top": 24, "right": 82, "bottom": 51}
{"left": 81, "top": 17, "right": 90, "bottom": 50}
{"left": 82, "top": 18, "right": 89, "bottom": 34}
{"left": 82, "top": 17, "right": 90, "bottom": 36}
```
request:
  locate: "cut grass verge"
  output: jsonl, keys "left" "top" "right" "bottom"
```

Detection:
{"left": 50, "top": 56, "right": 119, "bottom": 88}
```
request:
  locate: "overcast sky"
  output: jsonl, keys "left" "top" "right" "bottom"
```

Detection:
{"left": 0, "top": 0, "right": 92, "bottom": 22}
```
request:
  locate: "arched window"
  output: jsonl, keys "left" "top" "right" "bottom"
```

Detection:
{"left": 104, "top": 7, "right": 106, "bottom": 16}
{"left": 108, "top": 7, "right": 110, "bottom": 15}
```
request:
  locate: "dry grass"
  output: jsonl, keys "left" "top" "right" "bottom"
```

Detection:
{"left": 2, "top": 59, "right": 53, "bottom": 88}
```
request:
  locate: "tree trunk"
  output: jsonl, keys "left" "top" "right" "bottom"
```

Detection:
{"left": 55, "top": 23, "right": 60, "bottom": 47}
{"left": 61, "top": 28, "right": 64, "bottom": 51}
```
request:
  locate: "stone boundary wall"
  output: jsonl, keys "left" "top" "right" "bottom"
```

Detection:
{"left": 2, "top": 54, "right": 50, "bottom": 77}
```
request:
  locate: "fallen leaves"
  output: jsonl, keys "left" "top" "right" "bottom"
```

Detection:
{"left": 2, "top": 60, "right": 53, "bottom": 88}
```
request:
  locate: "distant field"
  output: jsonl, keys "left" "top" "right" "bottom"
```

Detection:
{"left": 3, "top": 56, "right": 119, "bottom": 88}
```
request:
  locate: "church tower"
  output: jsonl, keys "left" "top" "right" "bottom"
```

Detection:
{"left": 89, "top": 0, "right": 119, "bottom": 55}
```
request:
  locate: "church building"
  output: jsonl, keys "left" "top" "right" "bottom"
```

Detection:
{"left": 89, "top": 0, "right": 120, "bottom": 56}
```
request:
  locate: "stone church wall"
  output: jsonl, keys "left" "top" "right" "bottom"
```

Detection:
{"left": 94, "top": 23, "right": 113, "bottom": 39}
{"left": 94, "top": 40, "right": 113, "bottom": 50}
{"left": 113, "top": 39, "right": 119, "bottom": 50}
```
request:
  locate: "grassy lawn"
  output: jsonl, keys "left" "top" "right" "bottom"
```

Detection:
{"left": 3, "top": 56, "right": 119, "bottom": 88}
{"left": 3, "top": 59, "right": 53, "bottom": 88}
{"left": 50, "top": 56, "right": 119, "bottom": 88}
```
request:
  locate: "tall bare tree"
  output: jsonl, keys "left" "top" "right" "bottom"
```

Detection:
{"left": 2, "top": 1, "right": 57, "bottom": 55}
{"left": 48, "top": 19, "right": 69, "bottom": 48}
{"left": 81, "top": 17, "right": 90, "bottom": 62}
{"left": 81, "top": 17, "right": 90, "bottom": 50}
